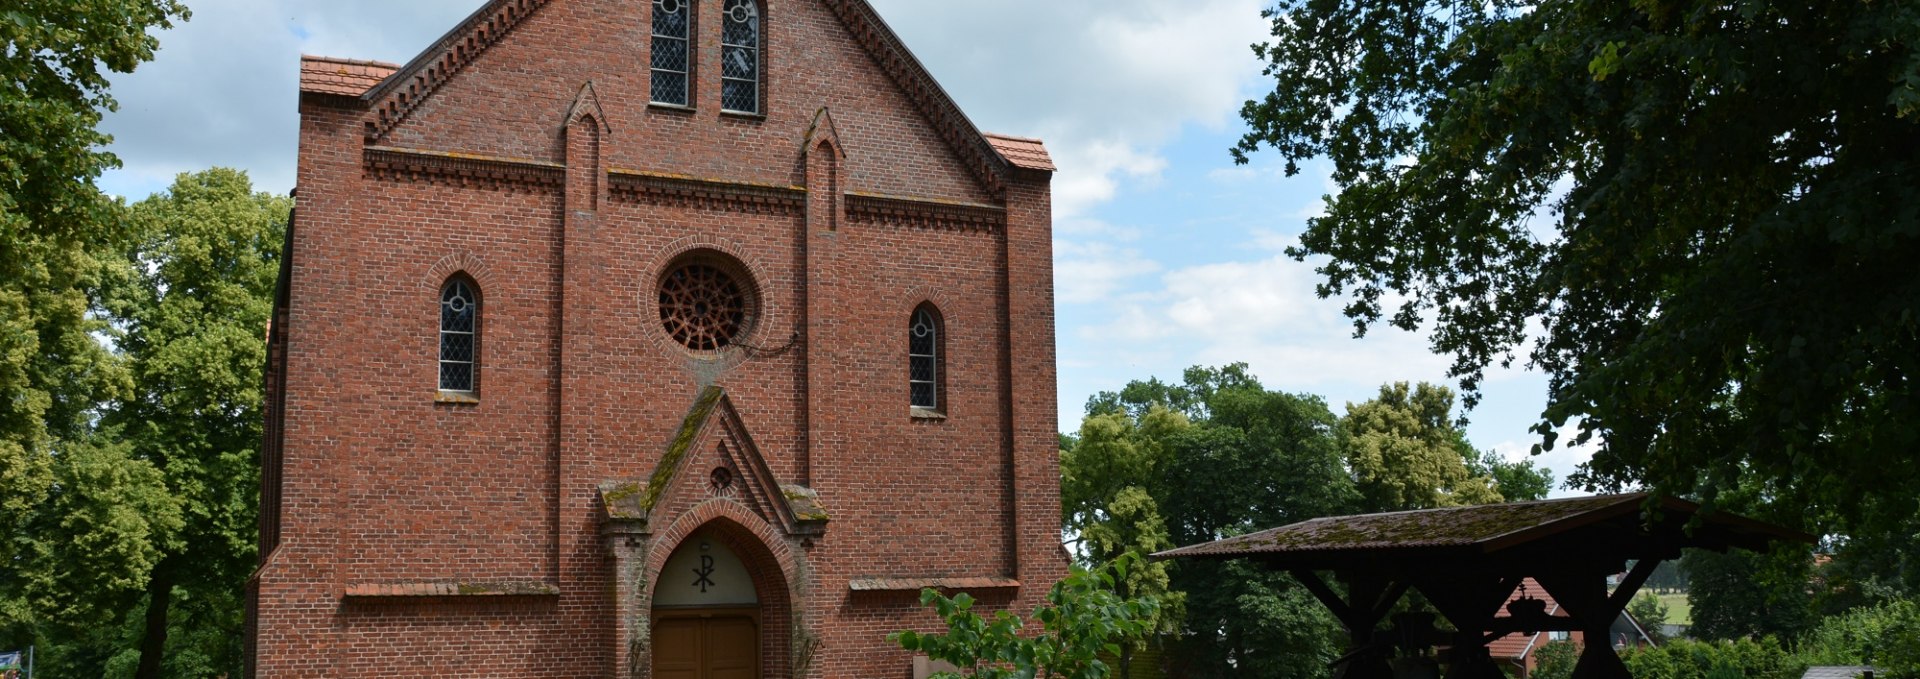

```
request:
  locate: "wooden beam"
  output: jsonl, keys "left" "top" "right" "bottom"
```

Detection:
{"left": 1605, "top": 557, "right": 1662, "bottom": 615}
{"left": 1534, "top": 573, "right": 1632, "bottom": 679}
{"left": 1290, "top": 571, "right": 1398, "bottom": 679}
{"left": 1291, "top": 570, "right": 1363, "bottom": 631}
{"left": 1367, "top": 580, "right": 1412, "bottom": 625}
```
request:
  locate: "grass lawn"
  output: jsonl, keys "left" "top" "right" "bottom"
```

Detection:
{"left": 1659, "top": 593, "right": 1692, "bottom": 626}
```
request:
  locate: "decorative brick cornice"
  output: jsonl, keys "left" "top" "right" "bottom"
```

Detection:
{"left": 364, "top": 146, "right": 564, "bottom": 192}
{"left": 347, "top": 0, "right": 1031, "bottom": 199}
{"left": 805, "top": 0, "right": 1016, "bottom": 197}
{"left": 847, "top": 191, "right": 1006, "bottom": 233}
{"left": 848, "top": 576, "right": 1021, "bottom": 592}
{"left": 362, "top": 0, "right": 554, "bottom": 142}
{"left": 342, "top": 581, "right": 560, "bottom": 599}
{"left": 607, "top": 169, "right": 806, "bottom": 216}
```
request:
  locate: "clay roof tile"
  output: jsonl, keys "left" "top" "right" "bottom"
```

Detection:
{"left": 300, "top": 55, "right": 399, "bottom": 97}
{"left": 984, "top": 133, "right": 1056, "bottom": 172}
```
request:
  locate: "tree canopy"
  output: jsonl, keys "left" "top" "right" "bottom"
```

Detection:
{"left": 113, "top": 168, "right": 289, "bottom": 678}
{"left": 3, "top": 168, "right": 286, "bottom": 678}
{"left": 1236, "top": 0, "right": 1920, "bottom": 539}
{"left": 1340, "top": 382, "right": 1500, "bottom": 511}
{"left": 1069, "top": 366, "right": 1540, "bottom": 678}
{"left": 1, "top": 0, "right": 192, "bottom": 671}
{"left": 1078, "top": 365, "right": 1352, "bottom": 678}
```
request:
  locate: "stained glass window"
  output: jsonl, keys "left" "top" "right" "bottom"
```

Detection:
{"left": 910, "top": 306, "right": 939, "bottom": 410}
{"left": 720, "top": 0, "right": 760, "bottom": 113}
{"left": 440, "top": 278, "right": 479, "bottom": 392}
{"left": 651, "top": 0, "right": 690, "bottom": 106}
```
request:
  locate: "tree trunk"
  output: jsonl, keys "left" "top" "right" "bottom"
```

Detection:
{"left": 133, "top": 558, "right": 174, "bottom": 679}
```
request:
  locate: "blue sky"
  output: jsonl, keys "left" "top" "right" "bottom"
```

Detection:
{"left": 92, "top": 0, "right": 1595, "bottom": 492}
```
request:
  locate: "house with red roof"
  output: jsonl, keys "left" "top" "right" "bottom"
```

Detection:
{"left": 1489, "top": 578, "right": 1658, "bottom": 677}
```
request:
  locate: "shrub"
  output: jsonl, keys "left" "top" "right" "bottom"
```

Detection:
{"left": 1621, "top": 638, "right": 1803, "bottom": 679}
{"left": 1797, "top": 598, "right": 1920, "bottom": 678}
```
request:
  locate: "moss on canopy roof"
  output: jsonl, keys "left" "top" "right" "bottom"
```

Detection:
{"left": 1156, "top": 493, "right": 1811, "bottom": 563}
{"left": 1161, "top": 494, "right": 1647, "bottom": 557}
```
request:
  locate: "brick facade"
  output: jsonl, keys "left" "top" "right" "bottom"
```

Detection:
{"left": 252, "top": 0, "right": 1067, "bottom": 676}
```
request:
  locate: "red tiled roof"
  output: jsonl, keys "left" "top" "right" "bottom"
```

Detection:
{"left": 1488, "top": 578, "right": 1567, "bottom": 661}
{"left": 985, "top": 133, "right": 1056, "bottom": 172}
{"left": 300, "top": 55, "right": 398, "bottom": 97}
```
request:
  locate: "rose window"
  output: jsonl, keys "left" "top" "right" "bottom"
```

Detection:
{"left": 659, "top": 261, "right": 753, "bottom": 352}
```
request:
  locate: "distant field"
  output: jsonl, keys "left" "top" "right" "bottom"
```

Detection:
{"left": 1659, "top": 593, "right": 1692, "bottom": 626}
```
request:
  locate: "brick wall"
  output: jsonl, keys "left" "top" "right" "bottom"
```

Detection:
{"left": 254, "top": 0, "right": 1066, "bottom": 676}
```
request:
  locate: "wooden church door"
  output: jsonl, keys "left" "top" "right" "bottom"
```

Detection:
{"left": 652, "top": 614, "right": 760, "bottom": 679}
{"left": 654, "top": 530, "right": 763, "bottom": 679}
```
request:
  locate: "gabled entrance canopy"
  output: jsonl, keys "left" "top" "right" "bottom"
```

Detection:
{"left": 1155, "top": 494, "right": 1812, "bottom": 679}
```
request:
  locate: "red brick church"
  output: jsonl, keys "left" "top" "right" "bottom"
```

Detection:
{"left": 252, "top": 0, "right": 1066, "bottom": 676}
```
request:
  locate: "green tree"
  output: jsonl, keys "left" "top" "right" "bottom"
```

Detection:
{"left": 1626, "top": 591, "right": 1669, "bottom": 645}
{"left": 103, "top": 168, "right": 289, "bottom": 678}
{"left": 1455, "top": 430, "right": 1555, "bottom": 502}
{"left": 1061, "top": 408, "right": 1189, "bottom": 678}
{"left": 1235, "top": 0, "right": 1920, "bottom": 540}
{"left": 892, "top": 558, "right": 1161, "bottom": 679}
{"left": 1682, "top": 548, "right": 1814, "bottom": 643}
{"left": 0, "top": 0, "right": 190, "bottom": 665}
{"left": 1798, "top": 597, "right": 1920, "bottom": 677}
{"left": 1083, "top": 365, "right": 1352, "bottom": 679}
{"left": 1340, "top": 382, "right": 1500, "bottom": 511}
{"left": 10, "top": 435, "right": 183, "bottom": 636}
{"left": 1476, "top": 449, "right": 1554, "bottom": 502}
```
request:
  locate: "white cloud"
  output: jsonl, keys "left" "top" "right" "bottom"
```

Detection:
{"left": 1489, "top": 423, "right": 1602, "bottom": 498}
{"left": 1051, "top": 141, "right": 1169, "bottom": 221}
{"left": 97, "top": 0, "right": 1273, "bottom": 208}
{"left": 1055, "top": 217, "right": 1142, "bottom": 241}
{"left": 1055, "top": 241, "right": 1161, "bottom": 305}
{"left": 870, "top": 0, "right": 1269, "bottom": 221}
{"left": 97, "top": 1, "right": 482, "bottom": 197}
{"left": 1083, "top": 247, "right": 1457, "bottom": 392}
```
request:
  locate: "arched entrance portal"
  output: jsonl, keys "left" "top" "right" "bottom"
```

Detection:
{"left": 652, "top": 528, "right": 768, "bottom": 679}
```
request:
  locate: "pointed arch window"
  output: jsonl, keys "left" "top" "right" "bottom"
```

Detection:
{"left": 651, "top": 0, "right": 691, "bottom": 106}
{"left": 440, "top": 277, "right": 480, "bottom": 393}
{"left": 720, "top": 0, "right": 761, "bottom": 114}
{"left": 910, "top": 305, "right": 942, "bottom": 411}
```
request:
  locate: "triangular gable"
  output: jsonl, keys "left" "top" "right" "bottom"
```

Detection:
{"left": 802, "top": 107, "right": 846, "bottom": 159}
{"left": 350, "top": 0, "right": 1032, "bottom": 194}
{"left": 565, "top": 81, "right": 612, "bottom": 134}
{"left": 600, "top": 387, "right": 827, "bottom": 538}
{"left": 360, "top": 0, "right": 553, "bottom": 140}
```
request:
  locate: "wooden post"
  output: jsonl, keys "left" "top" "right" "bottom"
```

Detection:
{"left": 1534, "top": 572, "right": 1632, "bottom": 679}
{"left": 1412, "top": 575, "right": 1518, "bottom": 679}
{"left": 1292, "top": 571, "right": 1407, "bottom": 679}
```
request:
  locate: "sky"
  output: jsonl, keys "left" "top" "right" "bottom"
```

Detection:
{"left": 93, "top": 0, "right": 1598, "bottom": 494}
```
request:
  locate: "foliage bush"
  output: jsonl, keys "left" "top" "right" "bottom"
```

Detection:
{"left": 892, "top": 557, "right": 1160, "bottom": 679}
{"left": 1797, "top": 598, "right": 1920, "bottom": 678}
{"left": 1620, "top": 638, "right": 1802, "bottom": 679}
{"left": 1537, "top": 637, "right": 1812, "bottom": 679}
{"left": 1530, "top": 640, "right": 1577, "bottom": 679}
